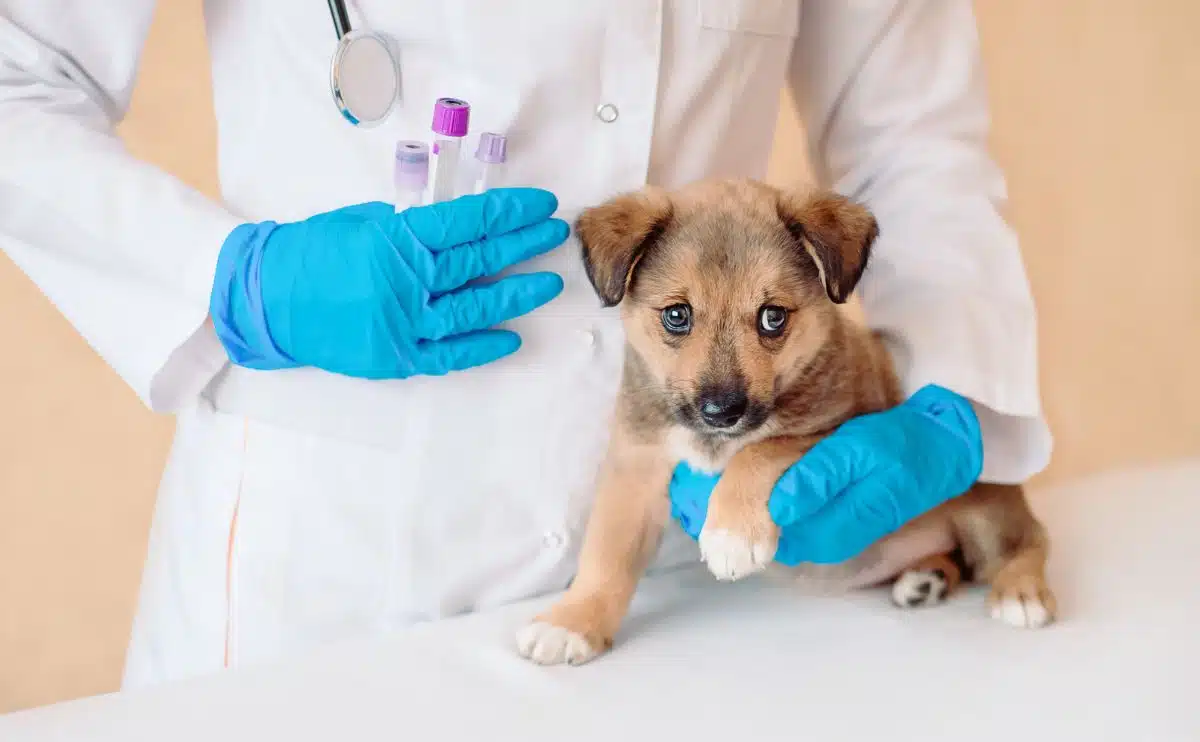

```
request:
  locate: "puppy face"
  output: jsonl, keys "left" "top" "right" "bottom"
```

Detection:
{"left": 577, "top": 179, "right": 878, "bottom": 447}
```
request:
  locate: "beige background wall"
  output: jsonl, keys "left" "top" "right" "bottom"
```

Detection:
{"left": 1, "top": 0, "right": 1197, "bottom": 714}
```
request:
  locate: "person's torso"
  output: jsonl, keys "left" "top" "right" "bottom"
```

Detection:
{"left": 179, "top": 0, "right": 804, "bottom": 654}
{"left": 200, "top": 0, "right": 803, "bottom": 438}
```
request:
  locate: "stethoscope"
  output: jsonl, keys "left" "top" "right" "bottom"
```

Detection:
{"left": 326, "top": 0, "right": 402, "bottom": 127}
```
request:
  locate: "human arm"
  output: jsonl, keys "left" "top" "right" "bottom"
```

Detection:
{"left": 0, "top": 2, "right": 246, "bottom": 412}
{"left": 789, "top": 0, "right": 1052, "bottom": 483}
{"left": 0, "top": 5, "right": 565, "bottom": 410}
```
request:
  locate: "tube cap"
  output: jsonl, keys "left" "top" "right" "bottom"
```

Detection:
{"left": 475, "top": 132, "right": 508, "bottom": 164}
{"left": 394, "top": 140, "right": 429, "bottom": 190}
{"left": 431, "top": 97, "right": 470, "bottom": 137}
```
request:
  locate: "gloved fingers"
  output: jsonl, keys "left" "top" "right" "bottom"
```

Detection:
{"left": 396, "top": 188, "right": 561, "bottom": 251}
{"left": 420, "top": 272, "right": 564, "bottom": 340}
{"left": 306, "top": 201, "right": 395, "bottom": 224}
{"left": 670, "top": 499, "right": 705, "bottom": 540}
{"left": 772, "top": 479, "right": 904, "bottom": 566}
{"left": 668, "top": 462, "right": 721, "bottom": 539}
{"left": 427, "top": 218, "right": 570, "bottom": 294}
{"left": 767, "top": 437, "right": 878, "bottom": 527}
{"left": 408, "top": 330, "right": 524, "bottom": 375}
{"left": 669, "top": 462, "right": 722, "bottom": 508}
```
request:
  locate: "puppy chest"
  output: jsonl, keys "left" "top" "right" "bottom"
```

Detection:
{"left": 665, "top": 427, "right": 737, "bottom": 473}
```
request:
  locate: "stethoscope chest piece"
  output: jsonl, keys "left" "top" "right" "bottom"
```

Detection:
{"left": 327, "top": 1, "right": 401, "bottom": 127}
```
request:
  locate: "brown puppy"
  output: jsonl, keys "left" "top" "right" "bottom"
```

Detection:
{"left": 516, "top": 178, "right": 1056, "bottom": 666}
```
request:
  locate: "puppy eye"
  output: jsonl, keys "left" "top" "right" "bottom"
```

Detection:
{"left": 661, "top": 304, "right": 693, "bottom": 335}
{"left": 758, "top": 306, "right": 788, "bottom": 337}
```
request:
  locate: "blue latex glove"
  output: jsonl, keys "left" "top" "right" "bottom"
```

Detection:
{"left": 209, "top": 188, "right": 568, "bottom": 379}
{"left": 669, "top": 384, "right": 984, "bottom": 565}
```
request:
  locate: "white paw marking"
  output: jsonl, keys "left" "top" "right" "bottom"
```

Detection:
{"left": 891, "top": 569, "right": 948, "bottom": 608}
{"left": 990, "top": 595, "right": 1052, "bottom": 628}
{"left": 515, "top": 622, "right": 599, "bottom": 665}
{"left": 699, "top": 528, "right": 774, "bottom": 581}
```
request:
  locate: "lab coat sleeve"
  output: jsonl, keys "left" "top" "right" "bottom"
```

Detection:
{"left": 789, "top": 0, "right": 1052, "bottom": 483}
{"left": 0, "top": 4, "right": 242, "bottom": 413}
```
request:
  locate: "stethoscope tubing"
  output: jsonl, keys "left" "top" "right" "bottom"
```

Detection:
{"left": 327, "top": 0, "right": 352, "bottom": 39}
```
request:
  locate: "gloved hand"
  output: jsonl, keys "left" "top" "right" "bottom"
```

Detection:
{"left": 209, "top": 188, "right": 568, "bottom": 379}
{"left": 669, "top": 384, "right": 984, "bottom": 565}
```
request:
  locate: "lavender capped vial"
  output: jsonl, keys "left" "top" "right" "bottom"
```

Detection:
{"left": 472, "top": 132, "right": 508, "bottom": 194}
{"left": 394, "top": 140, "right": 429, "bottom": 212}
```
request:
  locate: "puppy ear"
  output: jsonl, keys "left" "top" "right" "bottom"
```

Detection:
{"left": 575, "top": 188, "right": 673, "bottom": 307}
{"left": 777, "top": 190, "right": 879, "bottom": 304}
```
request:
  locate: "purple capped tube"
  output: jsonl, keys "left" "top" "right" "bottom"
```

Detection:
{"left": 425, "top": 97, "right": 470, "bottom": 204}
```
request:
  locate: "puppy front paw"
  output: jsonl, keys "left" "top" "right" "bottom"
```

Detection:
{"left": 698, "top": 468, "right": 781, "bottom": 581}
{"left": 515, "top": 597, "right": 614, "bottom": 666}
{"left": 516, "top": 621, "right": 604, "bottom": 665}
{"left": 699, "top": 526, "right": 777, "bottom": 581}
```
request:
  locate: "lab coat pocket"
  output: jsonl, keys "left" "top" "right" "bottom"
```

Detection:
{"left": 231, "top": 417, "right": 397, "bottom": 667}
{"left": 697, "top": 0, "right": 801, "bottom": 38}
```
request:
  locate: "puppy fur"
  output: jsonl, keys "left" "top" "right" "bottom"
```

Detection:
{"left": 516, "top": 178, "right": 1056, "bottom": 666}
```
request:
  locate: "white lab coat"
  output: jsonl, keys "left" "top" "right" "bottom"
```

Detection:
{"left": 0, "top": 0, "right": 1052, "bottom": 690}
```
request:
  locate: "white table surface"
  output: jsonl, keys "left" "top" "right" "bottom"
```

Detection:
{"left": 4, "top": 459, "right": 1199, "bottom": 741}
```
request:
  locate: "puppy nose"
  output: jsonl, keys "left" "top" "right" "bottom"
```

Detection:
{"left": 698, "top": 389, "right": 749, "bottom": 429}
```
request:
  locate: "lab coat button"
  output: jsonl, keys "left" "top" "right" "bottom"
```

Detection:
{"left": 595, "top": 103, "right": 619, "bottom": 123}
{"left": 542, "top": 531, "right": 566, "bottom": 550}
{"left": 579, "top": 329, "right": 596, "bottom": 347}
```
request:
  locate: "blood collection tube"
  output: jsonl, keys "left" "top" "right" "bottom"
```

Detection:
{"left": 393, "top": 140, "right": 429, "bottom": 212}
{"left": 425, "top": 97, "right": 470, "bottom": 204}
{"left": 472, "top": 132, "right": 507, "bottom": 194}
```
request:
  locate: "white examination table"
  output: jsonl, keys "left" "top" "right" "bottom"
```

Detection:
{"left": 3, "top": 459, "right": 1197, "bottom": 741}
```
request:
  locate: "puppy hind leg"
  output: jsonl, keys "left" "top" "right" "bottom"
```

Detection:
{"left": 985, "top": 537, "right": 1056, "bottom": 628}
{"left": 890, "top": 550, "right": 966, "bottom": 609}
{"left": 951, "top": 483, "right": 1058, "bottom": 629}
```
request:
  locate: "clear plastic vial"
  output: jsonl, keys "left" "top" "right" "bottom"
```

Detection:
{"left": 424, "top": 97, "right": 470, "bottom": 204}
{"left": 472, "top": 132, "right": 507, "bottom": 194}
{"left": 394, "top": 140, "right": 429, "bottom": 212}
